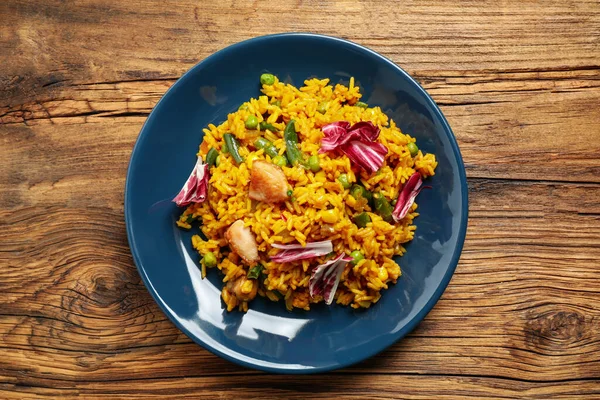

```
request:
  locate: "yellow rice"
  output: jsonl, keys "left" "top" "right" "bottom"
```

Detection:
{"left": 177, "top": 76, "right": 437, "bottom": 312}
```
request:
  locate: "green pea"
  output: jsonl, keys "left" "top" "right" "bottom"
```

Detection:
{"left": 273, "top": 155, "right": 288, "bottom": 167}
{"left": 308, "top": 155, "right": 321, "bottom": 172}
{"left": 350, "top": 184, "right": 372, "bottom": 204}
{"left": 350, "top": 250, "right": 364, "bottom": 265}
{"left": 407, "top": 142, "right": 419, "bottom": 157}
{"left": 203, "top": 252, "right": 217, "bottom": 268}
{"left": 287, "top": 189, "right": 293, "bottom": 197}
{"left": 317, "top": 102, "right": 328, "bottom": 114}
{"left": 245, "top": 115, "right": 259, "bottom": 130}
{"left": 356, "top": 101, "right": 368, "bottom": 108}
{"left": 272, "top": 99, "right": 281, "bottom": 107}
{"left": 260, "top": 73, "right": 275, "bottom": 85}
{"left": 337, "top": 174, "right": 351, "bottom": 189}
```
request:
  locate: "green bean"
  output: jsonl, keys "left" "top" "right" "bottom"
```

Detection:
{"left": 353, "top": 212, "right": 371, "bottom": 228}
{"left": 247, "top": 264, "right": 264, "bottom": 279}
{"left": 245, "top": 115, "right": 259, "bottom": 130}
{"left": 259, "top": 121, "right": 278, "bottom": 132}
{"left": 254, "top": 137, "right": 279, "bottom": 159}
{"left": 260, "top": 73, "right": 275, "bottom": 85}
{"left": 350, "top": 250, "right": 364, "bottom": 265}
{"left": 355, "top": 101, "right": 368, "bottom": 108}
{"left": 283, "top": 120, "right": 307, "bottom": 168}
{"left": 373, "top": 192, "right": 394, "bottom": 222}
{"left": 407, "top": 142, "right": 419, "bottom": 157}
{"left": 337, "top": 174, "right": 351, "bottom": 189}
{"left": 308, "top": 155, "right": 321, "bottom": 172}
{"left": 272, "top": 155, "right": 288, "bottom": 167}
{"left": 221, "top": 141, "right": 228, "bottom": 153}
{"left": 203, "top": 252, "right": 217, "bottom": 268}
{"left": 205, "top": 147, "right": 218, "bottom": 167}
{"left": 215, "top": 155, "right": 221, "bottom": 167}
{"left": 223, "top": 133, "right": 244, "bottom": 164}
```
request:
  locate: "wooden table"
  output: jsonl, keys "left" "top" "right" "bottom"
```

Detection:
{"left": 2, "top": 1, "right": 599, "bottom": 398}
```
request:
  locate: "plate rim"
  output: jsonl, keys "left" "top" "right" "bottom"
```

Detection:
{"left": 124, "top": 32, "right": 469, "bottom": 374}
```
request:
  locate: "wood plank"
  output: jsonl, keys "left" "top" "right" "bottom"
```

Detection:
{"left": 1, "top": 375, "right": 599, "bottom": 399}
{"left": 0, "top": 180, "right": 598, "bottom": 389}
{"left": 1, "top": 67, "right": 599, "bottom": 193}
{"left": 2, "top": 0, "right": 600, "bottom": 397}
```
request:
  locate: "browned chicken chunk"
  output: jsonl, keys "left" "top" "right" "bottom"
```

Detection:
{"left": 226, "top": 275, "right": 258, "bottom": 302}
{"left": 248, "top": 160, "right": 289, "bottom": 203}
{"left": 225, "top": 220, "right": 259, "bottom": 264}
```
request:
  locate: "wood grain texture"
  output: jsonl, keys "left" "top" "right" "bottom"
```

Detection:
{"left": 1, "top": 0, "right": 600, "bottom": 398}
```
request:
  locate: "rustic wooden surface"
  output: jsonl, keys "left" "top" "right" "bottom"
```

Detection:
{"left": 1, "top": 0, "right": 600, "bottom": 398}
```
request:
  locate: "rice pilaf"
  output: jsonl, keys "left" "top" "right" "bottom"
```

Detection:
{"left": 175, "top": 75, "right": 437, "bottom": 312}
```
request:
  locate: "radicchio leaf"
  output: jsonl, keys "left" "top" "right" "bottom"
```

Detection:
{"left": 340, "top": 140, "right": 388, "bottom": 174}
{"left": 172, "top": 158, "right": 210, "bottom": 207}
{"left": 320, "top": 121, "right": 388, "bottom": 173}
{"left": 270, "top": 240, "right": 333, "bottom": 263}
{"left": 392, "top": 172, "right": 424, "bottom": 222}
{"left": 309, "top": 253, "right": 353, "bottom": 305}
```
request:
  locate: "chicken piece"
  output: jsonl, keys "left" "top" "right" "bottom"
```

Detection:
{"left": 226, "top": 275, "right": 258, "bottom": 302}
{"left": 248, "top": 160, "right": 289, "bottom": 203}
{"left": 225, "top": 220, "right": 259, "bottom": 264}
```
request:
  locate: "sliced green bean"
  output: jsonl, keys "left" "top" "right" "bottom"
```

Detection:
{"left": 356, "top": 101, "right": 368, "bottom": 108}
{"left": 283, "top": 120, "right": 307, "bottom": 168}
{"left": 353, "top": 212, "right": 371, "bottom": 228}
{"left": 223, "top": 133, "right": 244, "bottom": 165}
{"left": 259, "top": 121, "right": 278, "bottom": 132}
{"left": 205, "top": 148, "right": 218, "bottom": 166}
{"left": 254, "top": 137, "right": 279, "bottom": 159}
{"left": 373, "top": 193, "right": 394, "bottom": 223}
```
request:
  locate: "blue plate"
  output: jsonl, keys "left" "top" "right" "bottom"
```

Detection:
{"left": 125, "top": 33, "right": 468, "bottom": 373}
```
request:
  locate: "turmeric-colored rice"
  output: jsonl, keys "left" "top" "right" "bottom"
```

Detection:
{"left": 177, "top": 76, "right": 437, "bottom": 312}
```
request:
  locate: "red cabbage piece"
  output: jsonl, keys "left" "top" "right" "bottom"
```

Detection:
{"left": 340, "top": 140, "right": 388, "bottom": 174}
{"left": 172, "top": 158, "right": 210, "bottom": 207}
{"left": 270, "top": 240, "right": 333, "bottom": 263}
{"left": 309, "top": 253, "right": 353, "bottom": 305}
{"left": 392, "top": 172, "right": 424, "bottom": 222}
{"left": 320, "top": 121, "right": 388, "bottom": 174}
